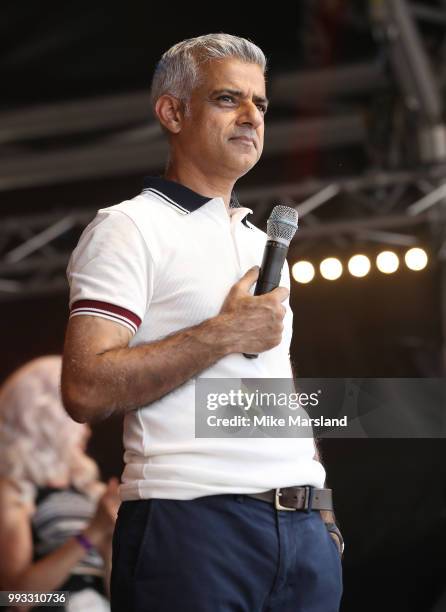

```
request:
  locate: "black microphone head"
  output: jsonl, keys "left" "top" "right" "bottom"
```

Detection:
{"left": 267, "top": 205, "right": 298, "bottom": 246}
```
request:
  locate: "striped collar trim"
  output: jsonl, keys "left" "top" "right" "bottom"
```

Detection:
{"left": 142, "top": 176, "right": 251, "bottom": 226}
{"left": 143, "top": 177, "right": 211, "bottom": 213}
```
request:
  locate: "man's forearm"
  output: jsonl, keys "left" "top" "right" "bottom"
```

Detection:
{"left": 63, "top": 267, "right": 289, "bottom": 422}
{"left": 63, "top": 314, "right": 235, "bottom": 422}
{"left": 312, "top": 440, "right": 338, "bottom": 525}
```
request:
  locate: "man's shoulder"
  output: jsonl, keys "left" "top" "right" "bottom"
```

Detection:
{"left": 97, "top": 190, "right": 188, "bottom": 233}
{"left": 102, "top": 190, "right": 180, "bottom": 218}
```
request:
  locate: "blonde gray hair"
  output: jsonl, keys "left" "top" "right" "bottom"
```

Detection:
{"left": 0, "top": 356, "right": 100, "bottom": 505}
{"left": 150, "top": 33, "right": 267, "bottom": 114}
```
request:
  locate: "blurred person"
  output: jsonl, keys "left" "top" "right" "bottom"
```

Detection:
{"left": 0, "top": 356, "right": 120, "bottom": 611}
{"left": 62, "top": 33, "right": 343, "bottom": 611}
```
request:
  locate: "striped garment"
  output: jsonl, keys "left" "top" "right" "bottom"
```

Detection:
{"left": 31, "top": 486, "right": 104, "bottom": 576}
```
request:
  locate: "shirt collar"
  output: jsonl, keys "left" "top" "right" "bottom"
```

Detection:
{"left": 143, "top": 176, "right": 211, "bottom": 212}
{"left": 142, "top": 176, "right": 251, "bottom": 226}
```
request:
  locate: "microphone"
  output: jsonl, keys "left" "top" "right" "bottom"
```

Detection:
{"left": 243, "top": 205, "right": 298, "bottom": 359}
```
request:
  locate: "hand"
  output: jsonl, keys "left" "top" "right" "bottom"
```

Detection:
{"left": 218, "top": 266, "right": 289, "bottom": 355}
{"left": 83, "top": 478, "right": 120, "bottom": 547}
{"left": 329, "top": 532, "right": 343, "bottom": 557}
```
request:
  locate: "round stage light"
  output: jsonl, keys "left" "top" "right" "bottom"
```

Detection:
{"left": 404, "top": 247, "right": 428, "bottom": 271}
{"left": 348, "top": 254, "right": 371, "bottom": 278}
{"left": 376, "top": 251, "right": 399, "bottom": 274}
{"left": 320, "top": 257, "right": 343, "bottom": 281}
{"left": 292, "top": 261, "right": 315, "bottom": 284}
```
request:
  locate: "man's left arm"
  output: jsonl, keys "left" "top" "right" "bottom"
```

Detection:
{"left": 289, "top": 354, "right": 344, "bottom": 556}
{"left": 312, "top": 438, "right": 344, "bottom": 556}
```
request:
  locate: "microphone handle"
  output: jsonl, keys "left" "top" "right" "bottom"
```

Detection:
{"left": 244, "top": 241, "right": 288, "bottom": 359}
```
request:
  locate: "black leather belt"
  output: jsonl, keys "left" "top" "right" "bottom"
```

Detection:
{"left": 246, "top": 486, "right": 333, "bottom": 512}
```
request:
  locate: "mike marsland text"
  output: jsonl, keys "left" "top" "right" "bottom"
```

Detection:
{"left": 206, "top": 415, "right": 348, "bottom": 428}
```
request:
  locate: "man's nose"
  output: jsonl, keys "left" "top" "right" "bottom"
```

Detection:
{"left": 237, "top": 100, "right": 264, "bottom": 129}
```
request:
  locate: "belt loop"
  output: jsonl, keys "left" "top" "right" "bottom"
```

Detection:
{"left": 305, "top": 486, "right": 314, "bottom": 513}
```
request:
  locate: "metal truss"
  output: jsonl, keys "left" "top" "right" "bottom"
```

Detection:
{"left": 0, "top": 209, "right": 94, "bottom": 300}
{"left": 0, "top": 110, "right": 366, "bottom": 191}
{"left": 1, "top": 0, "right": 445, "bottom": 368}
{"left": 1, "top": 165, "right": 445, "bottom": 302}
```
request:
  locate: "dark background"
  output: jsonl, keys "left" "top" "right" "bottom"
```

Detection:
{"left": 1, "top": 2, "right": 445, "bottom": 610}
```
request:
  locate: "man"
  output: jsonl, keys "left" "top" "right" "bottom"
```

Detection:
{"left": 62, "top": 33, "right": 343, "bottom": 612}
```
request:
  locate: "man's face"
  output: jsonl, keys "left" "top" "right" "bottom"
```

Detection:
{"left": 177, "top": 57, "right": 267, "bottom": 180}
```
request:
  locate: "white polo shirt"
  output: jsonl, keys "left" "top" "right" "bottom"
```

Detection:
{"left": 67, "top": 177, "right": 325, "bottom": 500}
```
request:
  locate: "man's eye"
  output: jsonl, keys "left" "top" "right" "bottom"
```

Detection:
{"left": 218, "top": 95, "right": 235, "bottom": 103}
{"left": 257, "top": 104, "right": 267, "bottom": 114}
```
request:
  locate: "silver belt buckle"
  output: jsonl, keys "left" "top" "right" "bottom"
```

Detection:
{"left": 274, "top": 488, "right": 296, "bottom": 511}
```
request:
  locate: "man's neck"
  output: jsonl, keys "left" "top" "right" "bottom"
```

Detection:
{"left": 164, "top": 164, "right": 235, "bottom": 210}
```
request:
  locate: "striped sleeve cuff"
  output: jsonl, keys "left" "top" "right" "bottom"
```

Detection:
{"left": 69, "top": 300, "right": 142, "bottom": 335}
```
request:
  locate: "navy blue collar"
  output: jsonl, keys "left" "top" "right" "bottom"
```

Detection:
{"left": 143, "top": 176, "right": 211, "bottom": 212}
{"left": 142, "top": 176, "right": 247, "bottom": 219}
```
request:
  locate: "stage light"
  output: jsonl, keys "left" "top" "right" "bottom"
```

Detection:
{"left": 348, "top": 254, "right": 371, "bottom": 278}
{"left": 404, "top": 247, "right": 428, "bottom": 271}
{"left": 292, "top": 261, "right": 315, "bottom": 284}
{"left": 376, "top": 251, "right": 399, "bottom": 274}
{"left": 320, "top": 257, "right": 343, "bottom": 281}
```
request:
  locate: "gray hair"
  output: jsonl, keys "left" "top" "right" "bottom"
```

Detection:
{"left": 150, "top": 33, "right": 267, "bottom": 115}
{"left": 0, "top": 356, "right": 101, "bottom": 506}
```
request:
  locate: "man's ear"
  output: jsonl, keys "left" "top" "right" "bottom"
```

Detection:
{"left": 155, "top": 95, "right": 186, "bottom": 134}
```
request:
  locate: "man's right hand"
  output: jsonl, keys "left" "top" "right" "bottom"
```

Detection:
{"left": 218, "top": 266, "right": 289, "bottom": 355}
{"left": 62, "top": 267, "right": 290, "bottom": 422}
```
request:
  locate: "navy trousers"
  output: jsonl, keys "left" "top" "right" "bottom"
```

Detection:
{"left": 111, "top": 493, "right": 343, "bottom": 612}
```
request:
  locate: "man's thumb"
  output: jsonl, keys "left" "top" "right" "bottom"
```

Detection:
{"left": 237, "top": 266, "right": 259, "bottom": 292}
